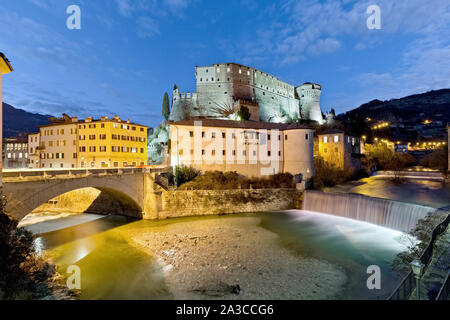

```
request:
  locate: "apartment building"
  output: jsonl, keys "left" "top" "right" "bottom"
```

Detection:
{"left": 77, "top": 115, "right": 148, "bottom": 168}
{"left": 28, "top": 132, "right": 40, "bottom": 168}
{"left": 2, "top": 137, "right": 28, "bottom": 169}
{"left": 35, "top": 114, "right": 148, "bottom": 169}
{"left": 316, "top": 130, "right": 362, "bottom": 172}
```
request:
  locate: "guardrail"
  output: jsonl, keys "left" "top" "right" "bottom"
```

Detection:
{"left": 436, "top": 270, "right": 450, "bottom": 300}
{"left": 388, "top": 209, "right": 450, "bottom": 300}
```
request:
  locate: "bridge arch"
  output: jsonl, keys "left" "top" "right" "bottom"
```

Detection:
{"left": 3, "top": 173, "right": 146, "bottom": 221}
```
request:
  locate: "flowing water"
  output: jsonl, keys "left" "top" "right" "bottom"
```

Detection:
{"left": 32, "top": 210, "right": 409, "bottom": 300}
{"left": 303, "top": 191, "right": 435, "bottom": 233}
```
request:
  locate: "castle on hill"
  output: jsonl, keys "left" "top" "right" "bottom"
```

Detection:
{"left": 169, "top": 63, "right": 324, "bottom": 124}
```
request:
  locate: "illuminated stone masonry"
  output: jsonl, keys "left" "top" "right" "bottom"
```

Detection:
{"left": 170, "top": 63, "right": 324, "bottom": 124}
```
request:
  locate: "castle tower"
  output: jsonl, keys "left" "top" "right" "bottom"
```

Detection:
{"left": 0, "top": 53, "right": 13, "bottom": 187}
{"left": 297, "top": 83, "right": 324, "bottom": 124}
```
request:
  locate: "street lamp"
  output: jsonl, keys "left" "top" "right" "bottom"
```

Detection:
{"left": 411, "top": 259, "right": 425, "bottom": 300}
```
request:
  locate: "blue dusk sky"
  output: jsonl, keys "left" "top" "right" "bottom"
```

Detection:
{"left": 0, "top": 0, "right": 449, "bottom": 128}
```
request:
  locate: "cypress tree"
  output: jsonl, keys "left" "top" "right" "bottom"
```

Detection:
{"left": 162, "top": 92, "right": 170, "bottom": 121}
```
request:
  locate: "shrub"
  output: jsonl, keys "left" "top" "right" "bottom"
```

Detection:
{"left": 393, "top": 210, "right": 447, "bottom": 274}
{"left": 420, "top": 145, "right": 448, "bottom": 175}
{"left": 309, "top": 156, "right": 353, "bottom": 189}
{"left": 178, "top": 171, "right": 295, "bottom": 190}
{"left": 237, "top": 106, "right": 251, "bottom": 121}
{"left": 174, "top": 165, "right": 199, "bottom": 187}
{"left": 0, "top": 192, "right": 64, "bottom": 299}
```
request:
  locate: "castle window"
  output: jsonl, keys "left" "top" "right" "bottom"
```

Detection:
{"left": 211, "top": 78, "right": 214, "bottom": 81}
{"left": 227, "top": 67, "right": 230, "bottom": 72}
{"left": 268, "top": 151, "right": 271, "bottom": 156}
{"left": 217, "top": 68, "right": 220, "bottom": 73}
{"left": 217, "top": 79, "right": 220, "bottom": 82}
{"left": 206, "top": 69, "right": 208, "bottom": 73}
{"left": 334, "top": 135, "right": 339, "bottom": 143}
{"left": 323, "top": 137, "right": 328, "bottom": 143}
{"left": 227, "top": 78, "right": 230, "bottom": 81}
{"left": 224, "top": 92, "right": 227, "bottom": 94}
{"left": 202, "top": 150, "right": 205, "bottom": 155}
{"left": 239, "top": 69, "right": 242, "bottom": 74}
{"left": 200, "top": 78, "right": 202, "bottom": 81}
{"left": 189, "top": 131, "right": 193, "bottom": 137}
{"left": 285, "top": 135, "right": 288, "bottom": 140}
{"left": 305, "top": 134, "right": 309, "bottom": 140}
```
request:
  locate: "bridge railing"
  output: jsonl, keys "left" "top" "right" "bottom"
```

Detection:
{"left": 388, "top": 210, "right": 450, "bottom": 300}
{"left": 436, "top": 269, "right": 450, "bottom": 300}
{"left": 2, "top": 167, "right": 169, "bottom": 179}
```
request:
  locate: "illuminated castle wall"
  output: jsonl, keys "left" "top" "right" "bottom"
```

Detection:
{"left": 170, "top": 63, "right": 323, "bottom": 124}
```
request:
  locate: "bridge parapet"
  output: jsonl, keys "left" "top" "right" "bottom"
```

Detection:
{"left": 2, "top": 167, "right": 168, "bottom": 182}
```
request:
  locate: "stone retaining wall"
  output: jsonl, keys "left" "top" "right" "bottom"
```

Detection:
{"left": 158, "top": 188, "right": 302, "bottom": 219}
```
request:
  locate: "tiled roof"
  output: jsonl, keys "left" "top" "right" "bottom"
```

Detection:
{"left": 170, "top": 118, "right": 313, "bottom": 130}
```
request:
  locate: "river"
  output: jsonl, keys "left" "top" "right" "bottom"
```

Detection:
{"left": 27, "top": 177, "right": 449, "bottom": 300}
{"left": 31, "top": 210, "right": 408, "bottom": 300}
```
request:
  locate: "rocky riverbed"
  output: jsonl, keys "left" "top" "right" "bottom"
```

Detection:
{"left": 131, "top": 216, "right": 347, "bottom": 300}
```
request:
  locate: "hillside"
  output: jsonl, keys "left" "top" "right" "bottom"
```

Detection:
{"left": 337, "top": 89, "right": 450, "bottom": 124}
{"left": 2, "top": 102, "right": 52, "bottom": 138}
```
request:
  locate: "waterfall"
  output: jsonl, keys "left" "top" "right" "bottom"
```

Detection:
{"left": 302, "top": 190, "right": 435, "bottom": 233}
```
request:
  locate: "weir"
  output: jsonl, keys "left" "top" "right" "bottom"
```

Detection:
{"left": 302, "top": 190, "right": 436, "bottom": 233}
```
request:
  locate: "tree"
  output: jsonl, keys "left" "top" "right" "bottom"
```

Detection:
{"left": 162, "top": 92, "right": 170, "bottom": 121}
{"left": 237, "top": 106, "right": 251, "bottom": 121}
{"left": 420, "top": 145, "right": 448, "bottom": 175}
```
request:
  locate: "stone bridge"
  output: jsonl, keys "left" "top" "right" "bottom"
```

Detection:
{"left": 1, "top": 168, "right": 166, "bottom": 221}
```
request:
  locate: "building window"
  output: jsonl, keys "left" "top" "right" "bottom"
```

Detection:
{"left": 323, "top": 137, "right": 328, "bottom": 143}
{"left": 334, "top": 136, "right": 339, "bottom": 143}
{"left": 100, "top": 146, "right": 107, "bottom": 152}
{"left": 285, "top": 135, "right": 288, "bottom": 140}
{"left": 202, "top": 150, "right": 205, "bottom": 155}
{"left": 305, "top": 134, "right": 309, "bottom": 140}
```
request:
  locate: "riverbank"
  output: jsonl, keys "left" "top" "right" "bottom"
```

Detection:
{"left": 131, "top": 215, "right": 346, "bottom": 300}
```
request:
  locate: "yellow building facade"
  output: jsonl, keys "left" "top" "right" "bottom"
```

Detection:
{"left": 316, "top": 130, "right": 362, "bottom": 172}
{"left": 77, "top": 116, "right": 148, "bottom": 168}
{"left": 36, "top": 115, "right": 148, "bottom": 169}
